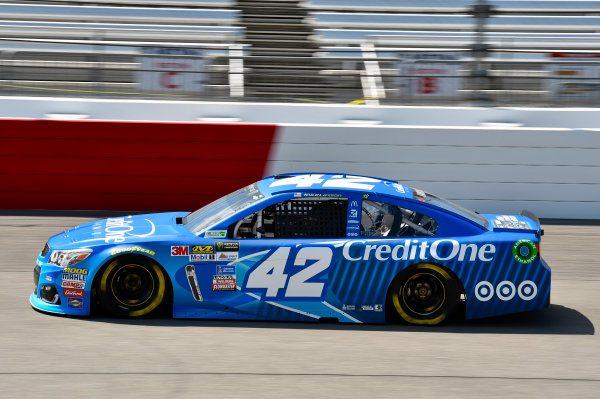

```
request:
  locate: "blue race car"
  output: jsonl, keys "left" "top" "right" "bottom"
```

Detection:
{"left": 31, "top": 173, "right": 550, "bottom": 325}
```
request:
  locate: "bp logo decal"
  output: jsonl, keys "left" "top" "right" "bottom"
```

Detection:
{"left": 513, "top": 239, "right": 537, "bottom": 264}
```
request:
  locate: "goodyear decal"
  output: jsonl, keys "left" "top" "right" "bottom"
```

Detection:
{"left": 110, "top": 246, "right": 156, "bottom": 256}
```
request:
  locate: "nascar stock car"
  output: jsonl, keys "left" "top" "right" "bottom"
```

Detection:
{"left": 31, "top": 173, "right": 550, "bottom": 325}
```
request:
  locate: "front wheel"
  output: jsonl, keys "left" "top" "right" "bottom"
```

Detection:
{"left": 97, "top": 257, "right": 167, "bottom": 318}
{"left": 387, "top": 264, "right": 459, "bottom": 326}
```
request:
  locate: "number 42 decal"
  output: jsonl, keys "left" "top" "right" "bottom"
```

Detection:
{"left": 243, "top": 246, "right": 334, "bottom": 300}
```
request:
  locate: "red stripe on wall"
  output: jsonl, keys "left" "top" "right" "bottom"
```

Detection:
{"left": 0, "top": 119, "right": 278, "bottom": 211}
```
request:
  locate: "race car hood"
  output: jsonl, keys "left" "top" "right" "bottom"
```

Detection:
{"left": 483, "top": 211, "right": 541, "bottom": 234}
{"left": 49, "top": 212, "right": 189, "bottom": 248}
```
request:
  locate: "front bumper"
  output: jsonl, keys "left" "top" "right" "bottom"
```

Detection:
{"left": 30, "top": 258, "right": 90, "bottom": 316}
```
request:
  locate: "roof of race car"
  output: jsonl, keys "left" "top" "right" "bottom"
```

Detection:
{"left": 260, "top": 173, "right": 413, "bottom": 198}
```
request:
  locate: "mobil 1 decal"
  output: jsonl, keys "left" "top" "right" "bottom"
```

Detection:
{"left": 242, "top": 246, "right": 335, "bottom": 301}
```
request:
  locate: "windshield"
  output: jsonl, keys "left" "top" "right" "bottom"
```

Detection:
{"left": 184, "top": 183, "right": 265, "bottom": 235}
{"left": 411, "top": 188, "right": 489, "bottom": 229}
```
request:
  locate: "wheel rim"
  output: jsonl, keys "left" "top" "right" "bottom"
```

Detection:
{"left": 401, "top": 272, "right": 445, "bottom": 316}
{"left": 110, "top": 264, "right": 155, "bottom": 307}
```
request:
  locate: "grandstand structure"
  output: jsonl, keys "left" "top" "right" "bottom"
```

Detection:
{"left": 1, "top": 0, "right": 600, "bottom": 105}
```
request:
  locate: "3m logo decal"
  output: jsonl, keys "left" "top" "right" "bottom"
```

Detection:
{"left": 171, "top": 246, "right": 189, "bottom": 256}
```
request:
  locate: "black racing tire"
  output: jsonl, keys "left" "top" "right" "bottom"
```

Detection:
{"left": 387, "top": 264, "right": 459, "bottom": 326}
{"left": 97, "top": 256, "right": 167, "bottom": 318}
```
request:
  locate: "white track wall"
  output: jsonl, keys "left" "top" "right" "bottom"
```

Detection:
{"left": 3, "top": 96, "right": 600, "bottom": 128}
{"left": 1, "top": 96, "right": 599, "bottom": 218}
{"left": 266, "top": 125, "right": 600, "bottom": 219}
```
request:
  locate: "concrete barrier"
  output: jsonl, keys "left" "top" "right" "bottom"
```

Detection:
{"left": 1, "top": 96, "right": 598, "bottom": 218}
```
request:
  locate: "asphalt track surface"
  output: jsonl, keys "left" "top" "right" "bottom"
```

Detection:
{"left": 0, "top": 215, "right": 599, "bottom": 398}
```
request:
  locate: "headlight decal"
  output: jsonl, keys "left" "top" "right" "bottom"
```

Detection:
{"left": 48, "top": 249, "right": 92, "bottom": 267}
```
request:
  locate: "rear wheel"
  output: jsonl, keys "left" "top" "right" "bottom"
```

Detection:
{"left": 97, "top": 257, "right": 167, "bottom": 318}
{"left": 387, "top": 264, "right": 459, "bottom": 326}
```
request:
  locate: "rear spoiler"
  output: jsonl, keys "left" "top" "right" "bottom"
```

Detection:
{"left": 521, "top": 209, "right": 539, "bottom": 224}
{"left": 521, "top": 209, "right": 544, "bottom": 237}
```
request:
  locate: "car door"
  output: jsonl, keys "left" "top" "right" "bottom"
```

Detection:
{"left": 225, "top": 193, "right": 351, "bottom": 321}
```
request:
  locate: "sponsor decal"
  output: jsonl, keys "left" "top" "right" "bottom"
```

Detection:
{"left": 494, "top": 215, "right": 530, "bottom": 229}
{"left": 348, "top": 232, "right": 359, "bottom": 237}
{"left": 374, "top": 304, "right": 383, "bottom": 312}
{"left": 497, "top": 215, "right": 518, "bottom": 222}
{"left": 68, "top": 298, "right": 83, "bottom": 309}
{"left": 102, "top": 215, "right": 156, "bottom": 244}
{"left": 62, "top": 281, "right": 85, "bottom": 289}
{"left": 205, "top": 230, "right": 227, "bottom": 238}
{"left": 171, "top": 246, "right": 189, "bottom": 256}
{"left": 294, "top": 192, "right": 302, "bottom": 198}
{"left": 342, "top": 239, "right": 496, "bottom": 262}
{"left": 384, "top": 181, "right": 406, "bottom": 194}
{"left": 302, "top": 193, "right": 342, "bottom": 198}
{"left": 350, "top": 209, "right": 358, "bottom": 218}
{"left": 512, "top": 239, "right": 538, "bottom": 264}
{"left": 212, "top": 274, "right": 236, "bottom": 291}
{"left": 110, "top": 246, "right": 155, "bottom": 256}
{"left": 189, "top": 254, "right": 216, "bottom": 262}
{"left": 192, "top": 245, "right": 213, "bottom": 254}
{"left": 362, "top": 194, "right": 369, "bottom": 199}
{"left": 63, "top": 268, "right": 88, "bottom": 275}
{"left": 342, "top": 304, "right": 355, "bottom": 311}
{"left": 217, "top": 252, "right": 239, "bottom": 261}
{"left": 63, "top": 288, "right": 84, "bottom": 298}
{"left": 493, "top": 219, "right": 530, "bottom": 229}
{"left": 361, "top": 305, "right": 374, "bottom": 311}
{"left": 215, "top": 241, "right": 239, "bottom": 252}
{"left": 45, "top": 275, "right": 53, "bottom": 282}
{"left": 62, "top": 272, "right": 87, "bottom": 282}
{"left": 392, "top": 183, "right": 405, "bottom": 194}
{"left": 216, "top": 265, "right": 235, "bottom": 275}
{"left": 475, "top": 280, "right": 537, "bottom": 302}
